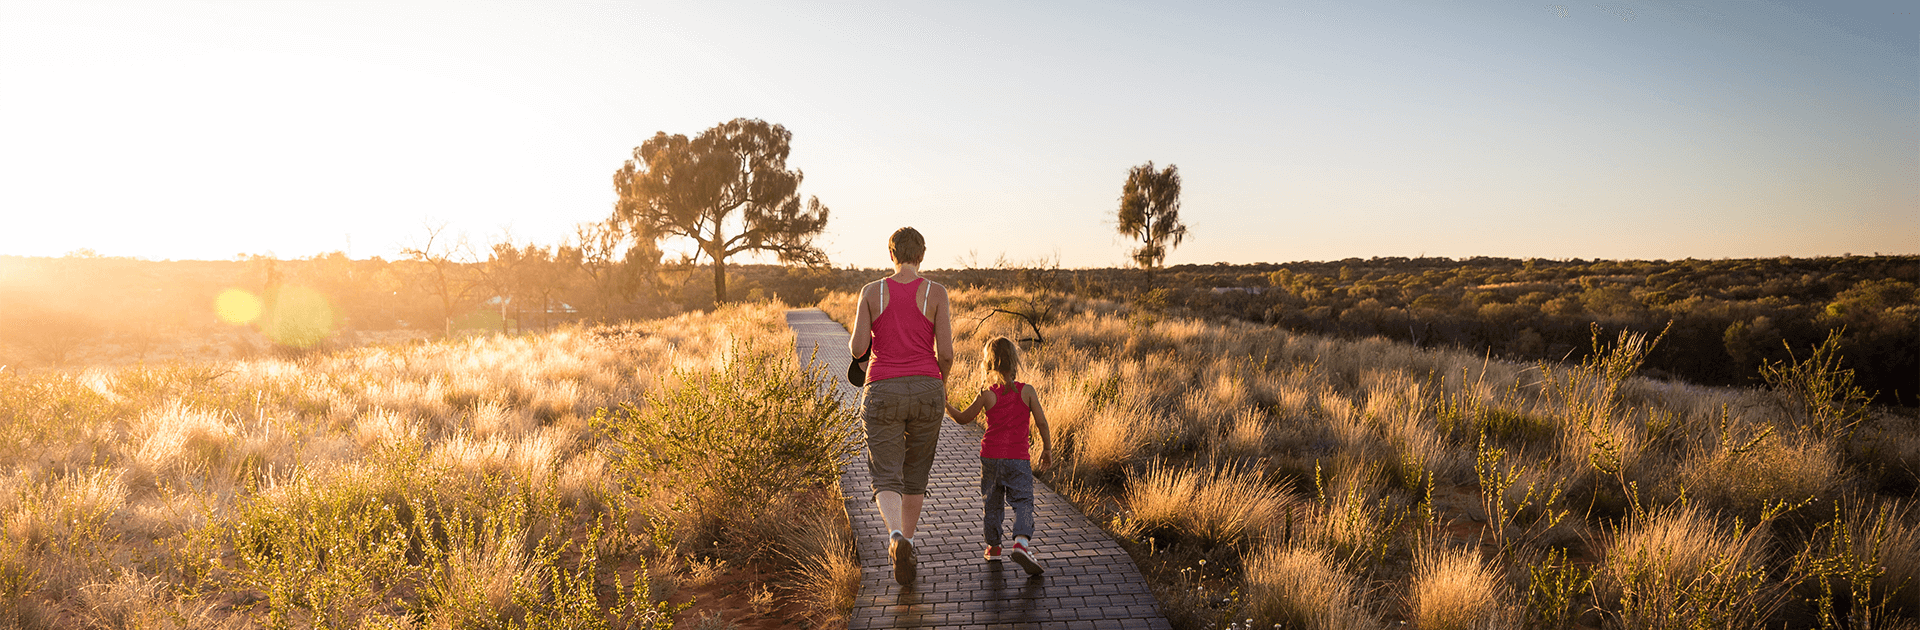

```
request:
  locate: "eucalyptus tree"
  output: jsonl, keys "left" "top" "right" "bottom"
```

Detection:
{"left": 613, "top": 118, "right": 830, "bottom": 306}
{"left": 1117, "top": 161, "right": 1188, "bottom": 276}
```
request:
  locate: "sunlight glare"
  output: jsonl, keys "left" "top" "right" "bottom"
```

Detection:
{"left": 261, "top": 285, "right": 336, "bottom": 349}
{"left": 215, "top": 289, "right": 262, "bottom": 325}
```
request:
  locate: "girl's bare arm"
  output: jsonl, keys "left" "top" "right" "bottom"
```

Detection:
{"left": 946, "top": 389, "right": 995, "bottom": 424}
{"left": 1025, "top": 385, "right": 1054, "bottom": 470}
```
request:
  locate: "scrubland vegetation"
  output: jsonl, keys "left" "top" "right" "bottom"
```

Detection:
{"left": 0, "top": 302, "right": 859, "bottom": 629}
{"left": 7, "top": 249, "right": 1912, "bottom": 629}
{"left": 8, "top": 253, "right": 1910, "bottom": 410}
{"left": 935, "top": 254, "right": 1919, "bottom": 407}
{"left": 824, "top": 287, "right": 1920, "bottom": 629}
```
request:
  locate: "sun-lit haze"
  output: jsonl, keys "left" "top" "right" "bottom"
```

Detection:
{"left": 2, "top": 1, "right": 1914, "bottom": 268}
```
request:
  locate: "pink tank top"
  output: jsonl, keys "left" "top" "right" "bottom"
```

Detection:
{"left": 980, "top": 382, "right": 1032, "bottom": 460}
{"left": 866, "top": 277, "right": 941, "bottom": 382}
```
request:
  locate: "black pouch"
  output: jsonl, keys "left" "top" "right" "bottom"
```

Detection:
{"left": 847, "top": 350, "right": 870, "bottom": 386}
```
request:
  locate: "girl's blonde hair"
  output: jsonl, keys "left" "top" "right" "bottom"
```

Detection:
{"left": 983, "top": 337, "right": 1019, "bottom": 385}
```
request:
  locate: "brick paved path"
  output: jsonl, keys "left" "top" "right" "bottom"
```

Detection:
{"left": 787, "top": 309, "right": 1171, "bottom": 630}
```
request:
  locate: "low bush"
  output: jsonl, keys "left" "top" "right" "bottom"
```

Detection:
{"left": 594, "top": 340, "right": 857, "bottom": 553}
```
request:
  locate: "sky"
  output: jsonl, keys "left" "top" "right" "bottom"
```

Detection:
{"left": 1, "top": 0, "right": 1914, "bottom": 269}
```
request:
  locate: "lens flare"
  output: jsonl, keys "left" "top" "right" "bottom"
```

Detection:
{"left": 215, "top": 289, "right": 262, "bottom": 324}
{"left": 261, "top": 285, "right": 336, "bottom": 348}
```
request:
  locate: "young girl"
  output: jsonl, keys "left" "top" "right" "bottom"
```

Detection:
{"left": 946, "top": 337, "right": 1054, "bottom": 576}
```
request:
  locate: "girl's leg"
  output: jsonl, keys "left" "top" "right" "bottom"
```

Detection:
{"left": 1005, "top": 461, "right": 1045, "bottom": 575}
{"left": 1007, "top": 460, "right": 1036, "bottom": 541}
{"left": 981, "top": 458, "right": 1006, "bottom": 546}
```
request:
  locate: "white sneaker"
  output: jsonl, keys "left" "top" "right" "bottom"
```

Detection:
{"left": 1008, "top": 538, "right": 1043, "bottom": 576}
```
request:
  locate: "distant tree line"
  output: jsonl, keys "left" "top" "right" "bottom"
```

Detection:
{"left": 0, "top": 246, "right": 862, "bottom": 366}
{"left": 934, "top": 255, "right": 1920, "bottom": 407}
{"left": 9, "top": 250, "right": 1909, "bottom": 407}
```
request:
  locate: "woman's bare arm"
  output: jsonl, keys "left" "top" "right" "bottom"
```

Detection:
{"left": 849, "top": 281, "right": 878, "bottom": 359}
{"left": 931, "top": 282, "right": 953, "bottom": 377}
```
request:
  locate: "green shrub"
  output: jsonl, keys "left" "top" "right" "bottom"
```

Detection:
{"left": 1524, "top": 547, "right": 1594, "bottom": 630}
{"left": 1598, "top": 505, "right": 1787, "bottom": 630}
{"left": 594, "top": 341, "right": 856, "bottom": 550}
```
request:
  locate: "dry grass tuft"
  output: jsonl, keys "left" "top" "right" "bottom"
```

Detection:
{"left": 1410, "top": 544, "right": 1509, "bottom": 630}
{"left": 1123, "top": 463, "right": 1295, "bottom": 548}
{"left": 1599, "top": 505, "right": 1781, "bottom": 628}
{"left": 1672, "top": 431, "right": 1843, "bottom": 516}
{"left": 1222, "top": 408, "right": 1271, "bottom": 460}
{"left": 131, "top": 401, "right": 234, "bottom": 464}
{"left": 1880, "top": 506, "right": 1920, "bottom": 616}
{"left": 1072, "top": 402, "right": 1149, "bottom": 477}
{"left": 777, "top": 493, "right": 861, "bottom": 625}
{"left": 1243, "top": 544, "right": 1381, "bottom": 630}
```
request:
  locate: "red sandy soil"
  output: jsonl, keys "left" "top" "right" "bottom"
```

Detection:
{"left": 667, "top": 560, "right": 827, "bottom": 629}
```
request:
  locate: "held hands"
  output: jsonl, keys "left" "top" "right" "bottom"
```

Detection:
{"left": 945, "top": 404, "right": 972, "bottom": 424}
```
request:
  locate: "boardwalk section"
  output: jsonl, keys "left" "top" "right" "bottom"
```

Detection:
{"left": 786, "top": 308, "right": 1171, "bottom": 630}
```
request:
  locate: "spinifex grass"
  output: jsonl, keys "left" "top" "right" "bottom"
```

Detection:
{"left": 0, "top": 302, "right": 859, "bottom": 628}
{"left": 822, "top": 287, "right": 1919, "bottom": 630}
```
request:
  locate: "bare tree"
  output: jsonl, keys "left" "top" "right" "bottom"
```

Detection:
{"left": 962, "top": 253, "right": 1063, "bottom": 345}
{"left": 565, "top": 219, "right": 651, "bottom": 322}
{"left": 482, "top": 238, "right": 531, "bottom": 334}
{"left": 511, "top": 244, "right": 571, "bottom": 331}
{"left": 0, "top": 306, "right": 102, "bottom": 366}
{"left": 401, "top": 222, "right": 483, "bottom": 336}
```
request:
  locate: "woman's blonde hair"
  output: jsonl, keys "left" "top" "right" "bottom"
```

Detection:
{"left": 983, "top": 337, "right": 1019, "bottom": 385}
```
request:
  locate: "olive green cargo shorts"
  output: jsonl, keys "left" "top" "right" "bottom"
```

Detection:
{"left": 862, "top": 375, "right": 944, "bottom": 496}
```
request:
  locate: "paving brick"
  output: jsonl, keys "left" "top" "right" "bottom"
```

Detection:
{"left": 789, "top": 309, "right": 1171, "bottom": 630}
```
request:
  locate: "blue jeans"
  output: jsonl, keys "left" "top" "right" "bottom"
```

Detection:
{"left": 979, "top": 457, "right": 1034, "bottom": 545}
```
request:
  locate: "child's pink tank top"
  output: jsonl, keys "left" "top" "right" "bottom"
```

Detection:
{"left": 866, "top": 277, "right": 941, "bottom": 382}
{"left": 980, "top": 382, "right": 1032, "bottom": 460}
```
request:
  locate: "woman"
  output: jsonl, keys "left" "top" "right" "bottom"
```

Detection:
{"left": 849, "top": 226, "right": 953, "bottom": 585}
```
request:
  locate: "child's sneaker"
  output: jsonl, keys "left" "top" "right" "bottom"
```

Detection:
{"left": 1008, "top": 538, "right": 1043, "bottom": 576}
{"left": 889, "top": 532, "right": 917, "bottom": 584}
{"left": 984, "top": 545, "right": 1003, "bottom": 561}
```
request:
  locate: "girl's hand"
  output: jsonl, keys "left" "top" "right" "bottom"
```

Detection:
{"left": 947, "top": 390, "right": 992, "bottom": 424}
{"left": 1034, "top": 449, "right": 1053, "bottom": 472}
